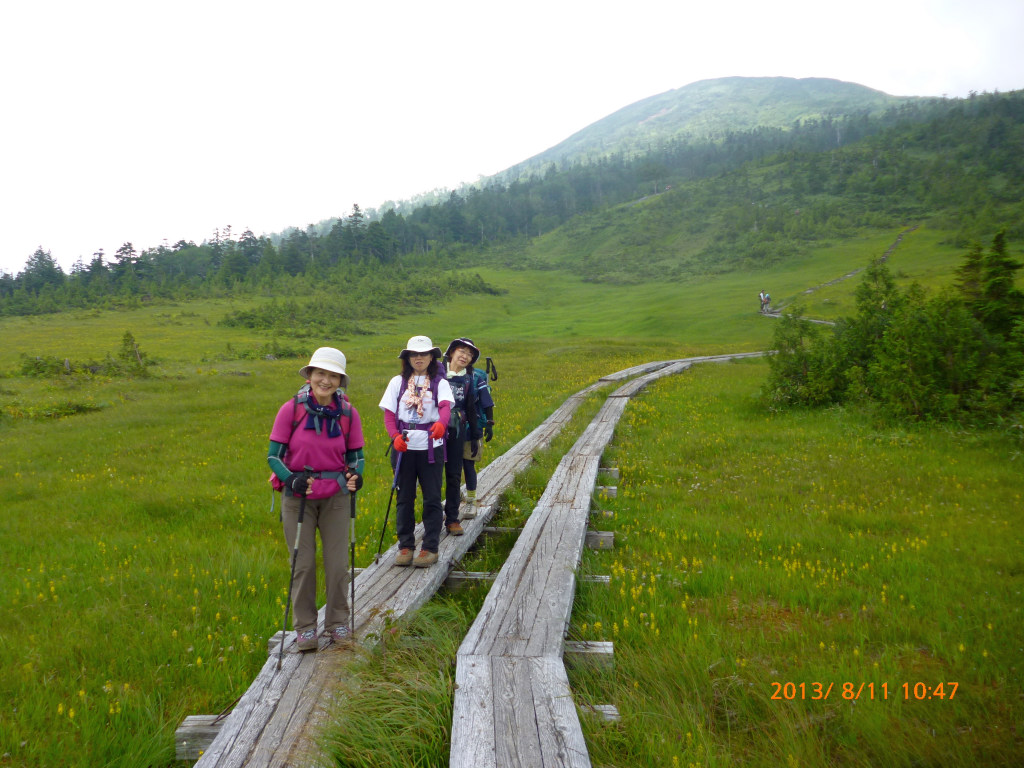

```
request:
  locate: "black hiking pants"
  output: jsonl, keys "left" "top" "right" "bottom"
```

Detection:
{"left": 392, "top": 448, "right": 444, "bottom": 553}
{"left": 444, "top": 429, "right": 466, "bottom": 525}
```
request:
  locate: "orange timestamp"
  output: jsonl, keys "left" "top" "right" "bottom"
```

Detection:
{"left": 771, "top": 682, "right": 959, "bottom": 701}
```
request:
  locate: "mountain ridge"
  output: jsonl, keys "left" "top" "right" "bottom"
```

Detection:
{"left": 497, "top": 76, "right": 920, "bottom": 177}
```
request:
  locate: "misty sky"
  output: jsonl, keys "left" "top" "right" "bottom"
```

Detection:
{"left": 2, "top": 0, "right": 1022, "bottom": 274}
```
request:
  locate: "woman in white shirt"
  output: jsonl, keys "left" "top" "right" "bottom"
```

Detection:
{"left": 378, "top": 335, "right": 455, "bottom": 567}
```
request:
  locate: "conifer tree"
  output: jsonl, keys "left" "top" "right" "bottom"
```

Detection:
{"left": 980, "top": 230, "right": 1024, "bottom": 337}
{"left": 954, "top": 243, "right": 985, "bottom": 310}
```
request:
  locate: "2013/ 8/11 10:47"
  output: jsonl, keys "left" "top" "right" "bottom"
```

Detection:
{"left": 771, "top": 682, "right": 959, "bottom": 701}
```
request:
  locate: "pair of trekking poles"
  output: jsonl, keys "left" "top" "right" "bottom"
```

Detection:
{"left": 277, "top": 466, "right": 358, "bottom": 671}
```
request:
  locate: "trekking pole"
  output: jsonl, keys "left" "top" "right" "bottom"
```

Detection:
{"left": 349, "top": 488, "right": 356, "bottom": 638}
{"left": 374, "top": 438, "right": 406, "bottom": 563}
{"left": 278, "top": 466, "right": 312, "bottom": 671}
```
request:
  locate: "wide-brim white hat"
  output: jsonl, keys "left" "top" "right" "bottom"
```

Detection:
{"left": 300, "top": 347, "right": 349, "bottom": 388}
{"left": 398, "top": 335, "right": 441, "bottom": 359}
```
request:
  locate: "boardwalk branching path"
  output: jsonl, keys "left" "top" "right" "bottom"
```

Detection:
{"left": 190, "top": 353, "right": 762, "bottom": 766}
{"left": 450, "top": 353, "right": 762, "bottom": 768}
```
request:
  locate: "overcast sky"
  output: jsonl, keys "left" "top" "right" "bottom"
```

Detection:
{"left": 2, "top": 0, "right": 1022, "bottom": 274}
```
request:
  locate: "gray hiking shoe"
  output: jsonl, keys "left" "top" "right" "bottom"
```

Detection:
{"left": 413, "top": 550, "right": 439, "bottom": 568}
{"left": 295, "top": 629, "right": 318, "bottom": 651}
{"left": 395, "top": 547, "right": 414, "bottom": 567}
{"left": 329, "top": 626, "right": 352, "bottom": 645}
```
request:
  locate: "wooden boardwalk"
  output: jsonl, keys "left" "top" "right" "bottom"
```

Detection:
{"left": 190, "top": 352, "right": 763, "bottom": 766}
{"left": 450, "top": 353, "right": 761, "bottom": 768}
{"left": 191, "top": 377, "right": 615, "bottom": 767}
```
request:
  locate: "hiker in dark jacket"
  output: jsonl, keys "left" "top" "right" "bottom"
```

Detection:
{"left": 267, "top": 347, "right": 365, "bottom": 651}
{"left": 443, "top": 338, "right": 495, "bottom": 525}
{"left": 378, "top": 336, "right": 455, "bottom": 568}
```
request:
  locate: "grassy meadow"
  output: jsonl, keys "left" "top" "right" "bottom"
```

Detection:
{"left": 789, "top": 225, "right": 971, "bottom": 321}
{"left": 1, "top": 224, "right": 1021, "bottom": 766}
{"left": 574, "top": 360, "right": 1023, "bottom": 767}
{"left": 0, "top": 288, "right": 690, "bottom": 767}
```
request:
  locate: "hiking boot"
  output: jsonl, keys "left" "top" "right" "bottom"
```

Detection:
{"left": 446, "top": 521, "right": 465, "bottom": 536}
{"left": 329, "top": 625, "right": 352, "bottom": 645}
{"left": 395, "top": 547, "right": 414, "bottom": 567}
{"left": 295, "top": 629, "right": 318, "bottom": 651}
{"left": 462, "top": 501, "right": 477, "bottom": 519}
{"left": 413, "top": 550, "right": 439, "bottom": 568}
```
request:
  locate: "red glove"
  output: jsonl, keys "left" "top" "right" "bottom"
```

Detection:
{"left": 393, "top": 434, "right": 408, "bottom": 452}
{"left": 429, "top": 421, "right": 446, "bottom": 440}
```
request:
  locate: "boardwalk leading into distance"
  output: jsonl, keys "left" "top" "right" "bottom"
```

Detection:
{"left": 450, "top": 354, "right": 761, "bottom": 768}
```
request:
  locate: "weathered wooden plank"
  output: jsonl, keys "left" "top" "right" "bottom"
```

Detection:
{"left": 608, "top": 361, "right": 691, "bottom": 398}
{"left": 194, "top": 654, "right": 292, "bottom": 766}
{"left": 584, "top": 531, "right": 614, "bottom": 550}
{"left": 598, "top": 467, "right": 619, "bottom": 480}
{"left": 563, "top": 641, "right": 614, "bottom": 670}
{"left": 492, "top": 657, "right": 544, "bottom": 768}
{"left": 212, "top": 654, "right": 303, "bottom": 768}
{"left": 488, "top": 508, "right": 574, "bottom": 658}
{"left": 444, "top": 570, "right": 498, "bottom": 590}
{"left": 579, "top": 704, "right": 620, "bottom": 723}
{"left": 450, "top": 655, "right": 497, "bottom": 768}
{"left": 243, "top": 651, "right": 321, "bottom": 768}
{"left": 176, "top": 716, "right": 225, "bottom": 761}
{"left": 528, "top": 657, "right": 592, "bottom": 768}
{"left": 481, "top": 526, "right": 522, "bottom": 536}
{"left": 597, "top": 361, "right": 671, "bottom": 382}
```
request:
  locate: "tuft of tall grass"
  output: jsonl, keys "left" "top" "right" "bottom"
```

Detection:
{"left": 317, "top": 599, "right": 473, "bottom": 768}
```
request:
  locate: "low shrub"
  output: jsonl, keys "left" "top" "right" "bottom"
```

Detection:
{"left": 764, "top": 231, "right": 1024, "bottom": 425}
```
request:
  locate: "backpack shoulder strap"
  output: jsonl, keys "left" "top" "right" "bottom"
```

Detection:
{"left": 338, "top": 391, "right": 352, "bottom": 441}
{"left": 431, "top": 371, "right": 443, "bottom": 405}
{"left": 286, "top": 395, "right": 303, "bottom": 448}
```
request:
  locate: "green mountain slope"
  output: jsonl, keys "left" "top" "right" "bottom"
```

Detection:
{"left": 503, "top": 76, "right": 919, "bottom": 176}
{"left": 486, "top": 90, "right": 1024, "bottom": 284}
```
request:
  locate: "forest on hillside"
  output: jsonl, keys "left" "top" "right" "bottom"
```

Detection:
{"left": 2, "top": 91, "right": 1021, "bottom": 317}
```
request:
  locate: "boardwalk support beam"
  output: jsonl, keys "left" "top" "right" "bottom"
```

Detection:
{"left": 564, "top": 641, "right": 614, "bottom": 669}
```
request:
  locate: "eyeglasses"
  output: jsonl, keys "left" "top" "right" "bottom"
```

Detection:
{"left": 408, "top": 351, "right": 432, "bottom": 358}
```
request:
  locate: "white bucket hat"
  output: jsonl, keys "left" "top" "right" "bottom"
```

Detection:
{"left": 299, "top": 347, "right": 349, "bottom": 388}
{"left": 398, "top": 335, "right": 441, "bottom": 359}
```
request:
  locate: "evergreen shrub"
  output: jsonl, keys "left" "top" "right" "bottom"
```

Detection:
{"left": 764, "top": 232, "right": 1024, "bottom": 425}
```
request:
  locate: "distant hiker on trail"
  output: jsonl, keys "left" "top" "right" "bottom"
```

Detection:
{"left": 267, "top": 348, "right": 364, "bottom": 651}
{"left": 379, "top": 336, "right": 455, "bottom": 568}
{"left": 759, "top": 291, "right": 765, "bottom": 312}
{"left": 764, "top": 292, "right": 771, "bottom": 312}
{"left": 442, "top": 338, "right": 496, "bottom": 531}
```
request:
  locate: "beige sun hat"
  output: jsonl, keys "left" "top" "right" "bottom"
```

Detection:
{"left": 397, "top": 335, "right": 442, "bottom": 359}
{"left": 299, "top": 347, "right": 349, "bottom": 388}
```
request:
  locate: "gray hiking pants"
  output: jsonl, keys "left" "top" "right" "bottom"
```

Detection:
{"left": 282, "top": 491, "right": 350, "bottom": 634}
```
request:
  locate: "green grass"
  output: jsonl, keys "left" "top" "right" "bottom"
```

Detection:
{"left": 316, "top": 598, "right": 474, "bottom": 768}
{"left": 793, "top": 226, "right": 964, "bottom": 320}
{"left": 571, "top": 359, "right": 1023, "bottom": 767}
